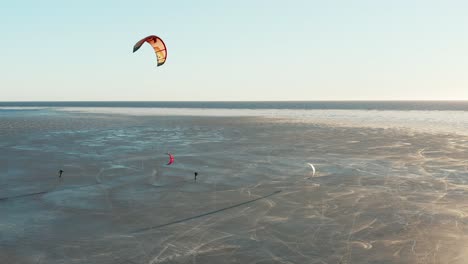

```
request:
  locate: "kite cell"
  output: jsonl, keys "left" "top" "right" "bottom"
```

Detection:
{"left": 133, "top": 35, "right": 167, "bottom": 66}
{"left": 167, "top": 153, "right": 174, "bottom": 165}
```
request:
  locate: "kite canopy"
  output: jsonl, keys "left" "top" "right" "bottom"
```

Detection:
{"left": 167, "top": 153, "right": 174, "bottom": 165}
{"left": 133, "top": 35, "right": 167, "bottom": 66}
{"left": 307, "top": 163, "right": 316, "bottom": 177}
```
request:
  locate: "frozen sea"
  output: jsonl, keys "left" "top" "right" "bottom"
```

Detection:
{"left": 1, "top": 103, "right": 468, "bottom": 263}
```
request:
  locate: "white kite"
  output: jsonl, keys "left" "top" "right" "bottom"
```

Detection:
{"left": 307, "top": 163, "right": 316, "bottom": 177}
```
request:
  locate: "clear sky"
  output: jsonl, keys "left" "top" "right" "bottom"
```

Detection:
{"left": 1, "top": 0, "right": 467, "bottom": 101}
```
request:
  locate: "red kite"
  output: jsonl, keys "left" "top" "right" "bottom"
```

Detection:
{"left": 133, "top": 35, "right": 167, "bottom": 66}
{"left": 167, "top": 153, "right": 174, "bottom": 165}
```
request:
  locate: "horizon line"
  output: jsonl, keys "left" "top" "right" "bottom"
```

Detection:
{"left": 1, "top": 100, "right": 468, "bottom": 103}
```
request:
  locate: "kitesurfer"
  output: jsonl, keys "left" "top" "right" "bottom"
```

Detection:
{"left": 59, "top": 169, "right": 64, "bottom": 178}
{"left": 194, "top": 172, "right": 198, "bottom": 181}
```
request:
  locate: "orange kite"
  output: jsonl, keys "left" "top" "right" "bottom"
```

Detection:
{"left": 133, "top": 35, "right": 167, "bottom": 66}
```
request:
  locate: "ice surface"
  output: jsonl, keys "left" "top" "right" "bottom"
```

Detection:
{"left": 1, "top": 109, "right": 468, "bottom": 263}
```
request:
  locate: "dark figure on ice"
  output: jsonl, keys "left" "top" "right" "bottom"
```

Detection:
{"left": 194, "top": 172, "right": 198, "bottom": 181}
{"left": 59, "top": 169, "right": 64, "bottom": 178}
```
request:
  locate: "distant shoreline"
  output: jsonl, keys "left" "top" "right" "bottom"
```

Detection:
{"left": 1, "top": 100, "right": 468, "bottom": 111}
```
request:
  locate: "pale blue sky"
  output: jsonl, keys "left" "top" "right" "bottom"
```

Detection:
{"left": 1, "top": 0, "right": 467, "bottom": 101}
